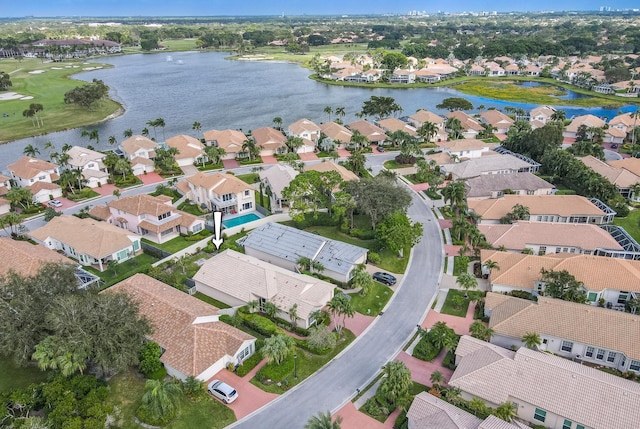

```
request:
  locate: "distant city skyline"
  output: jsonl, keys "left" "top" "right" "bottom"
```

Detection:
{"left": 1, "top": 0, "right": 639, "bottom": 18}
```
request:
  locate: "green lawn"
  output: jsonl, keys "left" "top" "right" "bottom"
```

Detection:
{"left": 194, "top": 292, "right": 231, "bottom": 309}
{"left": 250, "top": 330, "right": 356, "bottom": 394}
{"left": 440, "top": 289, "right": 472, "bottom": 317}
{"left": 107, "top": 369, "right": 236, "bottom": 429}
{"left": 87, "top": 252, "right": 159, "bottom": 287}
{"left": 0, "top": 58, "right": 122, "bottom": 143}
{"left": 453, "top": 256, "right": 469, "bottom": 276}
{"left": 142, "top": 231, "right": 212, "bottom": 254}
{"left": 383, "top": 160, "right": 405, "bottom": 170}
{"left": 0, "top": 357, "right": 49, "bottom": 393}
{"left": 613, "top": 208, "right": 640, "bottom": 243}
{"left": 150, "top": 187, "right": 183, "bottom": 203}
{"left": 236, "top": 173, "right": 260, "bottom": 184}
{"left": 177, "top": 201, "right": 208, "bottom": 216}
{"left": 348, "top": 282, "right": 393, "bottom": 316}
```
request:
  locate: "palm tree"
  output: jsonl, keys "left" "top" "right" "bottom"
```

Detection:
{"left": 456, "top": 272, "right": 477, "bottom": 293}
{"left": 324, "top": 106, "right": 333, "bottom": 122}
{"left": 140, "top": 379, "right": 183, "bottom": 424}
{"left": 146, "top": 119, "right": 159, "bottom": 140}
{"left": 305, "top": 411, "right": 342, "bottom": 429}
{"left": 350, "top": 264, "right": 374, "bottom": 296}
{"left": 204, "top": 145, "right": 226, "bottom": 165}
{"left": 123, "top": 128, "right": 133, "bottom": 138}
{"left": 286, "top": 136, "right": 304, "bottom": 153}
{"left": 43, "top": 141, "right": 55, "bottom": 157}
{"left": 141, "top": 127, "right": 150, "bottom": 138}
{"left": 114, "top": 158, "right": 132, "bottom": 180}
{"left": 23, "top": 144, "right": 40, "bottom": 157}
{"left": 155, "top": 117, "right": 166, "bottom": 141}
{"left": 327, "top": 294, "right": 354, "bottom": 338}
{"left": 335, "top": 107, "right": 346, "bottom": 123}
{"left": 346, "top": 149, "right": 367, "bottom": 176}
{"left": 241, "top": 139, "right": 259, "bottom": 161}
{"left": 261, "top": 334, "right": 294, "bottom": 365}
{"left": 108, "top": 135, "right": 117, "bottom": 146}
{"left": 483, "top": 259, "right": 500, "bottom": 276}
{"left": 349, "top": 130, "right": 368, "bottom": 149}
{"left": 429, "top": 370, "right": 445, "bottom": 388}
{"left": 272, "top": 117, "right": 282, "bottom": 130}
{"left": 522, "top": 332, "right": 542, "bottom": 350}
{"left": 445, "top": 117, "right": 464, "bottom": 140}
{"left": 417, "top": 121, "right": 438, "bottom": 142}
{"left": 379, "top": 361, "right": 412, "bottom": 408}
{"left": 288, "top": 304, "right": 299, "bottom": 329}
{"left": 32, "top": 336, "right": 88, "bottom": 377}
{"left": 550, "top": 110, "right": 566, "bottom": 123}
{"left": 192, "top": 121, "right": 202, "bottom": 135}
{"left": 469, "top": 321, "right": 494, "bottom": 342}
{"left": 57, "top": 152, "right": 71, "bottom": 168}
{"left": 494, "top": 402, "right": 518, "bottom": 422}
{"left": 22, "top": 107, "right": 36, "bottom": 127}
{"left": 441, "top": 181, "right": 467, "bottom": 215}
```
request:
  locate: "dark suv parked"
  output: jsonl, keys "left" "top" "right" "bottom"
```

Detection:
{"left": 372, "top": 272, "right": 397, "bottom": 286}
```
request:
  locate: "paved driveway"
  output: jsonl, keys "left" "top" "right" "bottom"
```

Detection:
{"left": 230, "top": 188, "right": 444, "bottom": 429}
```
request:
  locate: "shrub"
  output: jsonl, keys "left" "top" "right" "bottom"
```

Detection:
{"left": 412, "top": 337, "right": 441, "bottom": 361}
{"left": 236, "top": 352, "right": 263, "bottom": 377}
{"left": 256, "top": 353, "right": 294, "bottom": 382}
{"left": 367, "top": 252, "right": 381, "bottom": 265}
{"left": 306, "top": 326, "right": 337, "bottom": 352}
{"left": 442, "top": 350, "right": 456, "bottom": 370}
{"left": 508, "top": 290, "right": 535, "bottom": 300}
{"left": 242, "top": 313, "right": 280, "bottom": 337}
{"left": 139, "top": 342, "right": 162, "bottom": 377}
{"left": 348, "top": 228, "right": 375, "bottom": 239}
{"left": 395, "top": 154, "right": 416, "bottom": 165}
{"left": 555, "top": 189, "right": 576, "bottom": 195}
{"left": 183, "top": 230, "right": 211, "bottom": 241}
{"left": 136, "top": 404, "right": 175, "bottom": 427}
{"left": 146, "top": 365, "right": 168, "bottom": 381}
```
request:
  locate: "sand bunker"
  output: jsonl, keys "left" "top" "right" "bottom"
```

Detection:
{"left": 20, "top": 96, "right": 34, "bottom": 100}
{"left": 0, "top": 92, "right": 25, "bottom": 101}
{"left": 28, "top": 70, "right": 46, "bottom": 74}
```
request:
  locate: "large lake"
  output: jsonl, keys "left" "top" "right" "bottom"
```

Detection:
{"left": 1, "top": 51, "right": 637, "bottom": 170}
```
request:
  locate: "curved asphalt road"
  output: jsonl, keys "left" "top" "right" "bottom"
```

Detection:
{"left": 231, "top": 187, "right": 444, "bottom": 429}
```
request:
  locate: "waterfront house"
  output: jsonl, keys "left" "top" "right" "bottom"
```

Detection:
{"left": 203, "top": 129, "right": 247, "bottom": 160}
{"left": 107, "top": 273, "right": 255, "bottom": 381}
{"left": 30, "top": 215, "right": 141, "bottom": 271}
{"left": 479, "top": 110, "right": 514, "bottom": 134}
{"left": 445, "top": 111, "right": 484, "bottom": 139}
{"left": 252, "top": 126, "right": 288, "bottom": 156}
{"left": 376, "top": 117, "right": 418, "bottom": 137}
{"left": 166, "top": 134, "right": 206, "bottom": 167}
{"left": 319, "top": 122, "right": 353, "bottom": 150}
{"left": 465, "top": 172, "right": 555, "bottom": 200}
{"left": 120, "top": 135, "right": 158, "bottom": 162}
{"left": 484, "top": 293, "right": 640, "bottom": 374}
{"left": 8, "top": 156, "right": 60, "bottom": 188}
{"left": 529, "top": 106, "right": 556, "bottom": 125}
{"left": 451, "top": 335, "right": 640, "bottom": 429}
{"left": 468, "top": 195, "right": 613, "bottom": 225}
{"left": 407, "top": 109, "right": 447, "bottom": 141}
{"left": 563, "top": 114, "right": 606, "bottom": 139}
{"left": 89, "top": 194, "right": 204, "bottom": 244}
{"left": 65, "top": 145, "right": 109, "bottom": 188}
{"left": 181, "top": 171, "right": 255, "bottom": 215}
{"left": 259, "top": 164, "right": 299, "bottom": 211}
{"left": 346, "top": 120, "right": 387, "bottom": 146}
{"left": 481, "top": 249, "right": 640, "bottom": 306}
{"left": 193, "top": 249, "right": 335, "bottom": 329}
{"left": 478, "top": 221, "right": 622, "bottom": 255}
{"left": 239, "top": 222, "right": 368, "bottom": 283}
{"left": 0, "top": 173, "right": 11, "bottom": 196}
{"left": 287, "top": 118, "right": 321, "bottom": 146}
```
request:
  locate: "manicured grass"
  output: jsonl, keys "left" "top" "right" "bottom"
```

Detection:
{"left": 107, "top": 369, "right": 236, "bottom": 429}
{"left": 160, "top": 39, "right": 201, "bottom": 51}
{"left": 453, "top": 256, "right": 469, "bottom": 276}
{"left": 194, "top": 292, "right": 231, "bottom": 309}
{"left": 150, "top": 187, "right": 182, "bottom": 203}
{"left": 348, "top": 282, "right": 393, "bottom": 316}
{"left": 613, "top": 208, "right": 640, "bottom": 243}
{"left": 250, "top": 329, "right": 356, "bottom": 394}
{"left": 87, "top": 252, "right": 159, "bottom": 287}
{"left": 236, "top": 173, "right": 260, "bottom": 184}
{"left": 142, "top": 231, "right": 212, "bottom": 254}
{"left": 0, "top": 58, "right": 121, "bottom": 143}
{"left": 196, "top": 161, "right": 224, "bottom": 171}
{"left": 177, "top": 201, "right": 208, "bottom": 216}
{"left": 440, "top": 289, "right": 483, "bottom": 317}
{"left": 238, "top": 157, "right": 264, "bottom": 166}
{"left": 0, "top": 357, "right": 49, "bottom": 393}
{"left": 383, "top": 160, "right": 405, "bottom": 170}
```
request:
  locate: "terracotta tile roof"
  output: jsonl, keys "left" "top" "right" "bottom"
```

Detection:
{"left": 347, "top": 120, "right": 387, "bottom": 142}
{"left": 606, "top": 127, "right": 627, "bottom": 138}
{"left": 478, "top": 221, "right": 622, "bottom": 252}
{"left": 288, "top": 118, "right": 320, "bottom": 135}
{"left": 409, "top": 109, "right": 445, "bottom": 126}
{"left": 193, "top": 250, "right": 334, "bottom": 322}
{"left": 469, "top": 195, "right": 605, "bottom": 220}
{"left": 481, "top": 249, "right": 640, "bottom": 293}
{"left": 486, "top": 293, "right": 640, "bottom": 361}
{"left": 579, "top": 155, "right": 640, "bottom": 188}
{"left": 451, "top": 336, "right": 640, "bottom": 429}
{"left": 425, "top": 152, "right": 454, "bottom": 165}
{"left": 529, "top": 106, "right": 556, "bottom": 119}
{"left": 445, "top": 111, "right": 484, "bottom": 131}
{"left": 120, "top": 135, "right": 158, "bottom": 155}
{"left": 65, "top": 146, "right": 105, "bottom": 168}
{"left": 130, "top": 156, "right": 154, "bottom": 166}
{"left": 0, "top": 174, "right": 9, "bottom": 183}
{"left": 407, "top": 392, "right": 482, "bottom": 429}
{"left": 565, "top": 114, "right": 606, "bottom": 133}
{"left": 8, "top": 156, "right": 59, "bottom": 179}
{"left": 166, "top": 134, "right": 205, "bottom": 160}
{"left": 26, "top": 181, "right": 61, "bottom": 194}
{"left": 108, "top": 194, "right": 174, "bottom": 217}
{"left": 377, "top": 118, "right": 417, "bottom": 136}
{"left": 0, "top": 237, "right": 75, "bottom": 277}
{"left": 465, "top": 172, "right": 554, "bottom": 199}
{"left": 442, "top": 155, "right": 534, "bottom": 179}
{"left": 478, "top": 415, "right": 529, "bottom": 429}
{"left": 107, "top": 274, "right": 254, "bottom": 378}
{"left": 202, "top": 129, "right": 246, "bottom": 154}
{"left": 319, "top": 121, "right": 353, "bottom": 142}
{"left": 609, "top": 113, "right": 637, "bottom": 128}
{"left": 252, "top": 126, "right": 287, "bottom": 150}
{"left": 185, "top": 172, "right": 253, "bottom": 195}
{"left": 438, "top": 138, "right": 496, "bottom": 152}
{"left": 304, "top": 161, "right": 359, "bottom": 182}
{"left": 479, "top": 110, "right": 514, "bottom": 128}
{"left": 608, "top": 157, "right": 640, "bottom": 177}
{"left": 88, "top": 205, "right": 111, "bottom": 221}
{"left": 30, "top": 215, "right": 139, "bottom": 259}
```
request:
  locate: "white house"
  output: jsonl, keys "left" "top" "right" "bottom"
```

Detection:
{"left": 180, "top": 171, "right": 255, "bottom": 215}
{"left": 437, "top": 138, "right": 498, "bottom": 159}
{"left": 203, "top": 129, "right": 247, "bottom": 160}
{"left": 7, "top": 156, "right": 60, "bottom": 188}
{"left": 259, "top": 164, "right": 299, "bottom": 211}
{"left": 166, "top": 134, "right": 206, "bottom": 167}
{"left": 65, "top": 146, "right": 109, "bottom": 188}
{"left": 107, "top": 274, "right": 256, "bottom": 381}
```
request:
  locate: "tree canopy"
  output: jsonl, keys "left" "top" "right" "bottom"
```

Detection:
{"left": 436, "top": 97, "right": 473, "bottom": 112}
{"left": 63, "top": 78, "right": 109, "bottom": 111}
{"left": 282, "top": 170, "right": 343, "bottom": 222}
{"left": 374, "top": 211, "right": 423, "bottom": 257}
{"left": 540, "top": 268, "right": 588, "bottom": 303}
{"left": 360, "top": 96, "right": 402, "bottom": 120}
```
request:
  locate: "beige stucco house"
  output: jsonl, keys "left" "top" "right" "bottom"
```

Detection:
{"left": 181, "top": 171, "right": 255, "bottom": 215}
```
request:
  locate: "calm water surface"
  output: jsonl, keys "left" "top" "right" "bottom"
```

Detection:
{"left": 1, "top": 51, "right": 636, "bottom": 170}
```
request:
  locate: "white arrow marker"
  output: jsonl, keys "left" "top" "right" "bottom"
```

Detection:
{"left": 211, "top": 211, "right": 224, "bottom": 250}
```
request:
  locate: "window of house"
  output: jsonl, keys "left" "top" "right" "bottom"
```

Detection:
{"left": 158, "top": 212, "right": 171, "bottom": 221}
{"left": 630, "top": 360, "right": 640, "bottom": 371}
{"left": 244, "top": 190, "right": 250, "bottom": 196}
{"left": 534, "top": 408, "right": 546, "bottom": 422}
{"left": 561, "top": 340, "right": 573, "bottom": 352}
{"left": 133, "top": 241, "right": 140, "bottom": 251}
{"left": 537, "top": 216, "right": 542, "bottom": 221}
{"left": 539, "top": 246, "right": 547, "bottom": 254}
{"left": 596, "top": 349, "right": 606, "bottom": 360}
{"left": 139, "top": 228, "right": 149, "bottom": 236}
{"left": 242, "top": 202, "right": 252, "bottom": 210}
{"left": 38, "top": 175, "right": 45, "bottom": 180}
{"left": 542, "top": 338, "right": 548, "bottom": 344}
{"left": 576, "top": 425, "right": 585, "bottom": 429}
{"left": 556, "top": 247, "right": 562, "bottom": 253}
{"left": 117, "top": 249, "right": 128, "bottom": 260}
{"left": 608, "top": 352, "right": 617, "bottom": 363}
{"left": 585, "top": 346, "right": 594, "bottom": 358}
{"left": 587, "top": 292, "right": 598, "bottom": 302}
{"left": 563, "top": 420, "right": 573, "bottom": 429}
{"left": 621, "top": 356, "right": 626, "bottom": 367}
{"left": 222, "top": 193, "right": 233, "bottom": 201}
{"left": 193, "top": 223, "right": 203, "bottom": 233}
{"left": 618, "top": 291, "right": 629, "bottom": 304}
{"left": 161, "top": 227, "right": 174, "bottom": 237}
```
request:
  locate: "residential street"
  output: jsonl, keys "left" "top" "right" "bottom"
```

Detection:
{"left": 230, "top": 186, "right": 444, "bottom": 429}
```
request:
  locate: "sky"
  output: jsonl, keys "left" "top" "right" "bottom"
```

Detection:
{"left": 1, "top": 0, "right": 639, "bottom": 18}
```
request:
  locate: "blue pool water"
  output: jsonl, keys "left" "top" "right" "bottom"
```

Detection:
{"left": 222, "top": 213, "right": 260, "bottom": 228}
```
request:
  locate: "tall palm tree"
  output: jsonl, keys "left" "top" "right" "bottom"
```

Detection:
{"left": 241, "top": 139, "right": 259, "bottom": 161}
{"left": 23, "top": 144, "right": 40, "bottom": 157}
{"left": 324, "top": 106, "right": 333, "bottom": 123}
{"left": 43, "top": 141, "right": 55, "bottom": 157}
{"left": 155, "top": 117, "right": 166, "bottom": 141}
{"left": 272, "top": 117, "right": 282, "bottom": 130}
{"left": 108, "top": 135, "right": 117, "bottom": 146}
{"left": 550, "top": 110, "right": 566, "bottom": 122}
{"left": 305, "top": 411, "right": 342, "bottom": 429}
{"left": 204, "top": 145, "right": 226, "bottom": 165}
{"left": 456, "top": 272, "right": 478, "bottom": 293}
{"left": 22, "top": 107, "right": 36, "bottom": 127}
{"left": 146, "top": 119, "right": 159, "bottom": 140}
{"left": 441, "top": 181, "right": 467, "bottom": 215}
{"left": 123, "top": 128, "right": 133, "bottom": 138}
{"left": 483, "top": 259, "right": 500, "bottom": 276}
{"left": 335, "top": 107, "right": 346, "bottom": 123}
{"left": 141, "top": 127, "right": 150, "bottom": 138}
{"left": 286, "top": 136, "right": 304, "bottom": 153}
{"left": 418, "top": 121, "right": 438, "bottom": 142}
{"left": 469, "top": 321, "right": 494, "bottom": 342}
{"left": 522, "top": 332, "right": 542, "bottom": 350}
{"left": 192, "top": 121, "right": 202, "bottom": 135}
{"left": 349, "top": 130, "right": 368, "bottom": 149}
{"left": 446, "top": 117, "right": 464, "bottom": 140}
{"left": 114, "top": 158, "right": 132, "bottom": 180}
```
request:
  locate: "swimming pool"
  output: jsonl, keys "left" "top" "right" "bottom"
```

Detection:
{"left": 222, "top": 213, "right": 261, "bottom": 228}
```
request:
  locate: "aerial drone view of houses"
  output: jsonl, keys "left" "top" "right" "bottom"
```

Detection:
{"left": 2, "top": 7, "right": 640, "bottom": 429}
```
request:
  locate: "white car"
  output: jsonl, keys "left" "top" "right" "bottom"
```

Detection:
{"left": 48, "top": 200, "right": 63, "bottom": 208}
{"left": 208, "top": 379, "right": 238, "bottom": 404}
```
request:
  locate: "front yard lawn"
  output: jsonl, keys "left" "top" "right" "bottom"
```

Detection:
{"left": 0, "top": 357, "right": 49, "bottom": 393}
{"left": 150, "top": 187, "right": 183, "bottom": 203}
{"left": 348, "top": 282, "right": 393, "bottom": 315}
{"left": 440, "top": 289, "right": 483, "bottom": 317}
{"left": 613, "top": 208, "right": 640, "bottom": 243}
{"left": 383, "top": 160, "right": 405, "bottom": 170}
{"left": 236, "top": 173, "right": 260, "bottom": 184}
